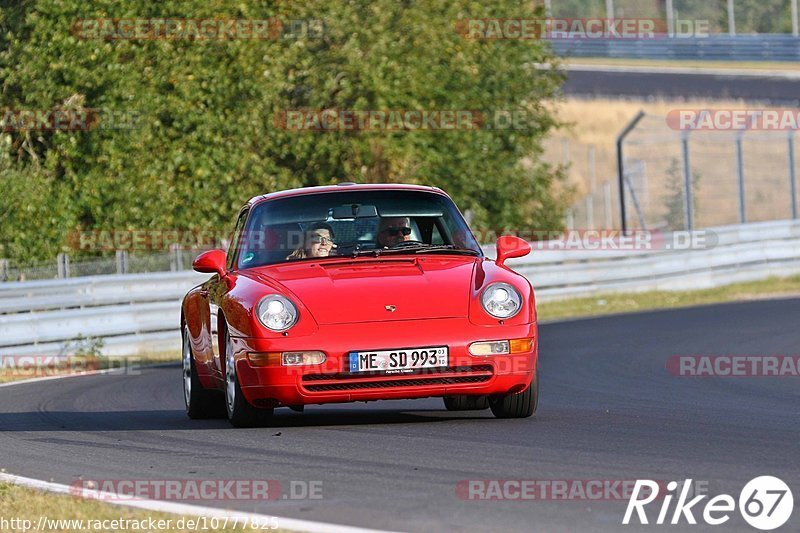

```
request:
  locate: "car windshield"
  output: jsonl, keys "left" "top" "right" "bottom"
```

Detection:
{"left": 233, "top": 189, "right": 483, "bottom": 269}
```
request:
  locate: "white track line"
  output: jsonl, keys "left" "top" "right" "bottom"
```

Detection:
{"left": 0, "top": 473, "right": 399, "bottom": 533}
{"left": 0, "top": 372, "right": 400, "bottom": 533}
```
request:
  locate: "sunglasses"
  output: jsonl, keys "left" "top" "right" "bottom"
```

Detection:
{"left": 382, "top": 227, "right": 412, "bottom": 237}
{"left": 309, "top": 235, "right": 335, "bottom": 245}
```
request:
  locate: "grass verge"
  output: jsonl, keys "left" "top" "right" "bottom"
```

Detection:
{"left": 0, "top": 482, "right": 276, "bottom": 532}
{"left": 537, "top": 274, "right": 800, "bottom": 321}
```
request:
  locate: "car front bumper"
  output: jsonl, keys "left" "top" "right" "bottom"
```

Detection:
{"left": 230, "top": 318, "right": 538, "bottom": 407}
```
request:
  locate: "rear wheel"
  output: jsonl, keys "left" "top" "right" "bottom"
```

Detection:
{"left": 183, "top": 326, "right": 224, "bottom": 419}
{"left": 224, "top": 329, "right": 273, "bottom": 428}
{"left": 489, "top": 364, "right": 540, "bottom": 419}
{"left": 443, "top": 395, "right": 489, "bottom": 411}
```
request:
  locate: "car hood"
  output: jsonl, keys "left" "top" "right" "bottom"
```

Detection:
{"left": 247, "top": 256, "right": 477, "bottom": 325}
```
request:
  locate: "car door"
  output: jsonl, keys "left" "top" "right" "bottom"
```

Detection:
{"left": 207, "top": 207, "right": 249, "bottom": 380}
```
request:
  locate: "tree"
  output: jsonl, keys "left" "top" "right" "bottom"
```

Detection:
{"left": 1, "top": 0, "right": 569, "bottom": 264}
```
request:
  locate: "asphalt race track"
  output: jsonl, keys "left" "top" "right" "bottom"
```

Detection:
{"left": 563, "top": 68, "right": 800, "bottom": 105}
{"left": 1, "top": 298, "right": 798, "bottom": 532}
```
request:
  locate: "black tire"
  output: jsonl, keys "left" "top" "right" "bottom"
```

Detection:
{"left": 183, "top": 326, "right": 225, "bottom": 419}
{"left": 489, "top": 364, "right": 540, "bottom": 419}
{"left": 443, "top": 395, "right": 490, "bottom": 411}
{"left": 223, "top": 328, "right": 273, "bottom": 428}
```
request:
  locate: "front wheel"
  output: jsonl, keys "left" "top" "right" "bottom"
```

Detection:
{"left": 183, "top": 326, "right": 224, "bottom": 419}
{"left": 224, "top": 329, "right": 273, "bottom": 427}
{"left": 489, "top": 364, "right": 540, "bottom": 419}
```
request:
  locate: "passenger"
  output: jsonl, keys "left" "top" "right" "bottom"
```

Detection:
{"left": 377, "top": 217, "right": 413, "bottom": 248}
{"left": 286, "top": 222, "right": 336, "bottom": 260}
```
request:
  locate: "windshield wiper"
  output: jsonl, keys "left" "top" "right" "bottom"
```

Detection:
{"left": 413, "top": 244, "right": 480, "bottom": 256}
{"left": 377, "top": 243, "right": 480, "bottom": 256}
{"left": 336, "top": 242, "right": 480, "bottom": 258}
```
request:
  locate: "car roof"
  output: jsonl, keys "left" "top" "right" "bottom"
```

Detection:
{"left": 246, "top": 183, "right": 446, "bottom": 208}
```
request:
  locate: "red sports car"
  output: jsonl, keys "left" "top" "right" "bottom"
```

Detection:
{"left": 182, "top": 183, "right": 539, "bottom": 427}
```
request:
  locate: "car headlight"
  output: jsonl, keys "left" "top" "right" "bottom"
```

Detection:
{"left": 256, "top": 295, "right": 298, "bottom": 331}
{"left": 480, "top": 282, "right": 522, "bottom": 319}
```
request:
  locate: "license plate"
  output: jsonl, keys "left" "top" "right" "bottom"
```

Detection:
{"left": 348, "top": 346, "right": 448, "bottom": 374}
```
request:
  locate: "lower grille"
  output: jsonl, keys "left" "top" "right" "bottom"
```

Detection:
{"left": 301, "top": 365, "right": 493, "bottom": 392}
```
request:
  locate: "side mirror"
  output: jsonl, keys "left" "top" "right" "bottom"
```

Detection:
{"left": 193, "top": 249, "right": 228, "bottom": 277}
{"left": 495, "top": 236, "right": 531, "bottom": 267}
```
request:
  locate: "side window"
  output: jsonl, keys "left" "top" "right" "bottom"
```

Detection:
{"left": 226, "top": 208, "right": 249, "bottom": 270}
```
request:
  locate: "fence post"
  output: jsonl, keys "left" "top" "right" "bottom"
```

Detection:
{"left": 585, "top": 195, "right": 594, "bottom": 229}
{"left": 727, "top": 0, "right": 736, "bottom": 36}
{"left": 736, "top": 135, "right": 747, "bottom": 224}
{"left": 734, "top": 112, "right": 761, "bottom": 224}
{"left": 682, "top": 132, "right": 695, "bottom": 230}
{"left": 603, "top": 181, "right": 613, "bottom": 228}
{"left": 0, "top": 259, "right": 8, "bottom": 281}
{"left": 616, "top": 110, "right": 646, "bottom": 232}
{"left": 792, "top": 0, "right": 799, "bottom": 37}
{"left": 57, "top": 253, "right": 70, "bottom": 279}
{"left": 666, "top": 0, "right": 675, "bottom": 36}
{"left": 115, "top": 250, "right": 129, "bottom": 274}
{"left": 624, "top": 163, "right": 648, "bottom": 230}
{"left": 790, "top": 132, "right": 798, "bottom": 220}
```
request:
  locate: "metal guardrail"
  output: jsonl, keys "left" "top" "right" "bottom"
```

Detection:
{"left": 2, "top": 220, "right": 799, "bottom": 356}
{"left": 549, "top": 35, "right": 800, "bottom": 62}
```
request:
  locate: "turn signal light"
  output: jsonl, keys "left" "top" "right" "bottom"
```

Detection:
{"left": 509, "top": 338, "right": 534, "bottom": 353}
{"left": 247, "top": 352, "right": 282, "bottom": 367}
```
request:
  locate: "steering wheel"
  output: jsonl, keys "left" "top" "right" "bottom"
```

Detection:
{"left": 387, "top": 240, "right": 426, "bottom": 250}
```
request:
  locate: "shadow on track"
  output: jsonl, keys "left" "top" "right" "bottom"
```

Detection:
{"left": 0, "top": 407, "right": 493, "bottom": 432}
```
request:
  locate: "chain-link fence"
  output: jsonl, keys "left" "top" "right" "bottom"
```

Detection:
{"left": 0, "top": 248, "right": 207, "bottom": 282}
{"left": 560, "top": 111, "right": 800, "bottom": 231}
{"left": 542, "top": 136, "right": 621, "bottom": 230}
{"left": 545, "top": 0, "right": 800, "bottom": 36}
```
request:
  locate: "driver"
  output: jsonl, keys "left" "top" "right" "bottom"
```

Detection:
{"left": 377, "top": 217, "right": 412, "bottom": 248}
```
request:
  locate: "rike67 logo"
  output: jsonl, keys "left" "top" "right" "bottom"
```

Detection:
{"left": 624, "top": 476, "right": 793, "bottom": 530}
